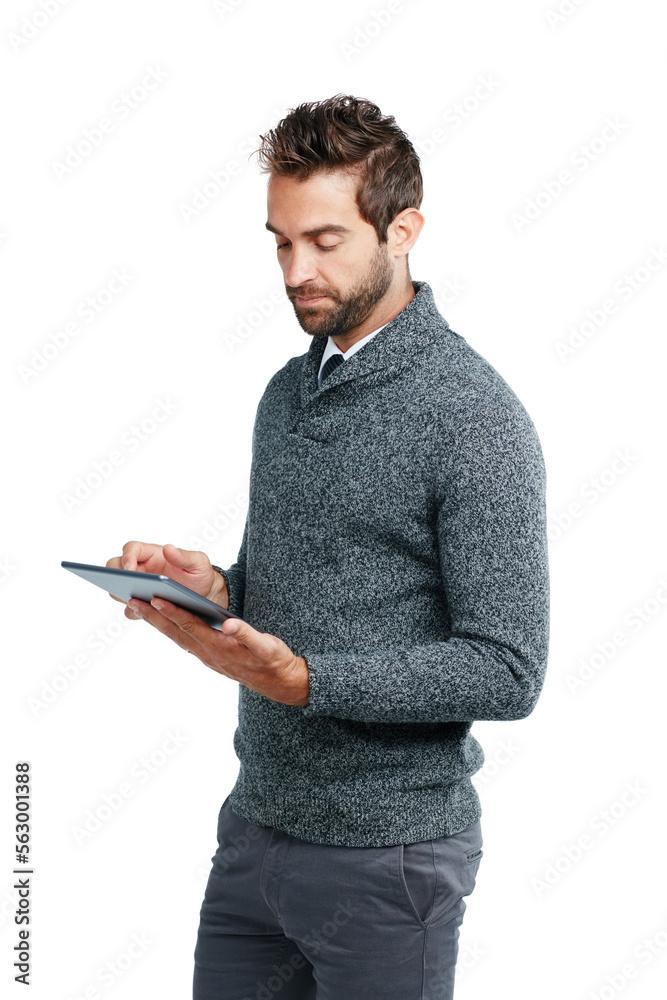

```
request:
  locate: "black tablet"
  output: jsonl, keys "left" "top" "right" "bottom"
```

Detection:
{"left": 61, "top": 561, "right": 264, "bottom": 632}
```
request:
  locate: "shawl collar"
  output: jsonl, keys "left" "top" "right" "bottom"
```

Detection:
{"left": 298, "top": 281, "right": 451, "bottom": 410}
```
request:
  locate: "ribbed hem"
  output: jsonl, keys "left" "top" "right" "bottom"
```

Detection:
{"left": 228, "top": 773, "right": 482, "bottom": 847}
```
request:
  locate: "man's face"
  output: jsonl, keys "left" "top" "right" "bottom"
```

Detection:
{"left": 266, "top": 169, "right": 395, "bottom": 339}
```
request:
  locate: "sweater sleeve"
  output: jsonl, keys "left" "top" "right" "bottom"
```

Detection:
{"left": 300, "top": 406, "right": 550, "bottom": 724}
{"left": 214, "top": 515, "right": 248, "bottom": 620}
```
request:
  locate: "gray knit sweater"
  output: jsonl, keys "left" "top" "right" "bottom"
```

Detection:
{"left": 218, "top": 280, "right": 549, "bottom": 847}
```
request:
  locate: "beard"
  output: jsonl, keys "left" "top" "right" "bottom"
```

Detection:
{"left": 286, "top": 242, "right": 393, "bottom": 339}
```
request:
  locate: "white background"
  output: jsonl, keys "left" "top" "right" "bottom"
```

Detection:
{"left": 2, "top": 0, "right": 666, "bottom": 997}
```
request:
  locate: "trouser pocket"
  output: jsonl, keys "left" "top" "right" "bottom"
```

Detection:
{"left": 400, "top": 839, "right": 437, "bottom": 925}
{"left": 400, "top": 822, "right": 483, "bottom": 927}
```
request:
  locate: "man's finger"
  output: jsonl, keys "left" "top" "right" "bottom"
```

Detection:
{"left": 220, "top": 618, "right": 272, "bottom": 660}
{"left": 120, "top": 540, "right": 161, "bottom": 571}
{"left": 146, "top": 600, "right": 268, "bottom": 665}
{"left": 137, "top": 599, "right": 241, "bottom": 675}
{"left": 148, "top": 598, "right": 213, "bottom": 639}
{"left": 162, "top": 543, "right": 210, "bottom": 575}
{"left": 120, "top": 540, "right": 143, "bottom": 571}
{"left": 129, "top": 599, "right": 206, "bottom": 654}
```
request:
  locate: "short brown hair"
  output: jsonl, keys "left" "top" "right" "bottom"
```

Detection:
{"left": 253, "top": 94, "right": 423, "bottom": 243}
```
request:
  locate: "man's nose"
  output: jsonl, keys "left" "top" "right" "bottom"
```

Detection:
{"left": 284, "top": 245, "right": 318, "bottom": 288}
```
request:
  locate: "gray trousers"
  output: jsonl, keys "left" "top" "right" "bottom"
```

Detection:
{"left": 193, "top": 795, "right": 483, "bottom": 1000}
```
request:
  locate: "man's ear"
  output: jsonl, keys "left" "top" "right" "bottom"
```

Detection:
{"left": 388, "top": 208, "right": 425, "bottom": 259}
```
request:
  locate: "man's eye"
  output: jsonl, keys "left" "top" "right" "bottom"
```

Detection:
{"left": 275, "top": 243, "right": 338, "bottom": 251}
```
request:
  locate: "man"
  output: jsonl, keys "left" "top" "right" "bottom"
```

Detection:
{"left": 107, "top": 94, "right": 549, "bottom": 999}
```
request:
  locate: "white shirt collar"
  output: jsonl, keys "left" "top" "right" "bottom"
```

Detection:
{"left": 318, "top": 323, "right": 388, "bottom": 385}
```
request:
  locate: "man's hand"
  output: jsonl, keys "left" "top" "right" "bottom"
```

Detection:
{"left": 126, "top": 596, "right": 309, "bottom": 707}
{"left": 106, "top": 541, "right": 228, "bottom": 618}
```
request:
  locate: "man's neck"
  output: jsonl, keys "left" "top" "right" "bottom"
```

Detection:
{"left": 331, "top": 279, "right": 415, "bottom": 354}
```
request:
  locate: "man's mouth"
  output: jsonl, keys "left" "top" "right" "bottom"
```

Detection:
{"left": 295, "top": 294, "right": 328, "bottom": 305}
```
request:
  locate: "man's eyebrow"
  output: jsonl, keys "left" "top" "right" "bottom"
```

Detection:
{"left": 265, "top": 221, "right": 352, "bottom": 237}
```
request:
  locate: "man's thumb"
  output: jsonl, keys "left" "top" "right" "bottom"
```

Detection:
{"left": 222, "top": 618, "right": 263, "bottom": 651}
{"left": 164, "top": 543, "right": 201, "bottom": 571}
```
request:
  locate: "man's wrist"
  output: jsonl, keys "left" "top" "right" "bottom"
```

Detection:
{"left": 286, "top": 656, "right": 309, "bottom": 707}
{"left": 209, "top": 565, "right": 229, "bottom": 608}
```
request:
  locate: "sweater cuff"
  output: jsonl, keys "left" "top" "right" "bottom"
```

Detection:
{"left": 299, "top": 651, "right": 358, "bottom": 718}
{"left": 299, "top": 645, "right": 412, "bottom": 719}
{"left": 211, "top": 565, "right": 244, "bottom": 619}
